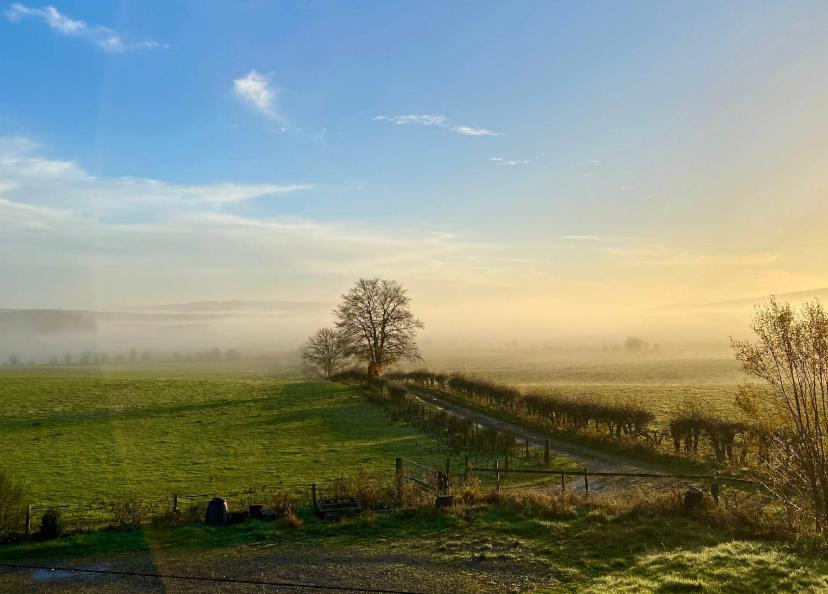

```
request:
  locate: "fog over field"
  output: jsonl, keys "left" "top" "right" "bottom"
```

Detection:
{"left": 4, "top": 286, "right": 828, "bottom": 363}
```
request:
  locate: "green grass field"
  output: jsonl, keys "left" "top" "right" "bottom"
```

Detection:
{"left": 0, "top": 363, "right": 455, "bottom": 504}
{"left": 3, "top": 357, "right": 827, "bottom": 592}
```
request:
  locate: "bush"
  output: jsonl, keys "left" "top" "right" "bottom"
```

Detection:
{"left": 341, "top": 469, "right": 396, "bottom": 510}
{"left": 283, "top": 509, "right": 304, "bottom": 529}
{"left": 110, "top": 496, "right": 152, "bottom": 528}
{"left": 39, "top": 508, "right": 63, "bottom": 540}
{"left": 0, "top": 468, "right": 26, "bottom": 540}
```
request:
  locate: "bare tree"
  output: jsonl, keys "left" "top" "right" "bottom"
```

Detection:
{"left": 624, "top": 336, "right": 649, "bottom": 353}
{"left": 335, "top": 278, "right": 423, "bottom": 376}
{"left": 302, "top": 328, "right": 351, "bottom": 377}
{"left": 732, "top": 298, "right": 828, "bottom": 529}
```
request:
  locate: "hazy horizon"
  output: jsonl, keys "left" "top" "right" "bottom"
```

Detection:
{"left": 3, "top": 1, "right": 828, "bottom": 351}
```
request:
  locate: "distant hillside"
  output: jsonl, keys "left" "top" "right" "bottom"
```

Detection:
{"left": 134, "top": 300, "right": 332, "bottom": 313}
{"left": 658, "top": 288, "right": 828, "bottom": 312}
{"left": 0, "top": 310, "right": 98, "bottom": 335}
{"left": 0, "top": 300, "right": 332, "bottom": 336}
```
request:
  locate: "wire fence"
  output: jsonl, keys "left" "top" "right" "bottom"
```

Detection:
{"left": 14, "top": 454, "right": 766, "bottom": 541}
{"left": 20, "top": 469, "right": 396, "bottom": 538}
{"left": 393, "top": 454, "right": 767, "bottom": 507}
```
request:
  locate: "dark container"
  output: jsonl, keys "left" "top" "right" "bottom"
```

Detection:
{"left": 435, "top": 494, "right": 455, "bottom": 508}
{"left": 204, "top": 498, "right": 229, "bottom": 526}
{"left": 249, "top": 504, "right": 263, "bottom": 520}
{"left": 683, "top": 487, "right": 705, "bottom": 511}
{"left": 228, "top": 510, "right": 250, "bottom": 525}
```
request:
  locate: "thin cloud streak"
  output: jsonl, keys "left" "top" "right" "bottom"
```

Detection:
{"left": 374, "top": 114, "right": 501, "bottom": 137}
{"left": 5, "top": 3, "right": 167, "bottom": 52}
{"left": 490, "top": 157, "right": 530, "bottom": 166}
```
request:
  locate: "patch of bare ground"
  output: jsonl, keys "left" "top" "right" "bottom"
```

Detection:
{"left": 0, "top": 540, "right": 556, "bottom": 593}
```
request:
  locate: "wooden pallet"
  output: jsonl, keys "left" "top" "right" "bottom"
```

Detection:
{"left": 314, "top": 497, "right": 362, "bottom": 520}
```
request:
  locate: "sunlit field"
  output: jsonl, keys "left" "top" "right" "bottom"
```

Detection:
{"left": 0, "top": 362, "right": 450, "bottom": 504}
{"left": 419, "top": 350, "right": 748, "bottom": 423}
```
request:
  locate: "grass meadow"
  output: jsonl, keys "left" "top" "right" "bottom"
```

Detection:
{"left": 0, "top": 361, "right": 452, "bottom": 504}
{"left": 3, "top": 356, "right": 828, "bottom": 592}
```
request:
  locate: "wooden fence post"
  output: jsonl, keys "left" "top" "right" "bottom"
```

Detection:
{"left": 584, "top": 468, "right": 589, "bottom": 495}
{"left": 561, "top": 473, "right": 565, "bottom": 493}
{"left": 711, "top": 473, "right": 720, "bottom": 504}
{"left": 495, "top": 460, "right": 500, "bottom": 492}
{"left": 173, "top": 494, "right": 179, "bottom": 515}
{"left": 544, "top": 439, "right": 551, "bottom": 466}
{"left": 445, "top": 458, "right": 451, "bottom": 494}
{"left": 25, "top": 504, "right": 31, "bottom": 538}
{"left": 395, "top": 458, "right": 403, "bottom": 502}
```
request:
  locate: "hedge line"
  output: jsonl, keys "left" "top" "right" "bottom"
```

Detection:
{"left": 380, "top": 369, "right": 754, "bottom": 466}
{"left": 332, "top": 369, "right": 523, "bottom": 456}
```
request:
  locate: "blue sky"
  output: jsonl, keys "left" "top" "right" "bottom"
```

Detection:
{"left": 2, "top": 1, "right": 828, "bottom": 338}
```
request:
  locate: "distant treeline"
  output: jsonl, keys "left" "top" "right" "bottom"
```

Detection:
{"left": 3, "top": 347, "right": 243, "bottom": 367}
{"left": 367, "top": 369, "right": 759, "bottom": 467}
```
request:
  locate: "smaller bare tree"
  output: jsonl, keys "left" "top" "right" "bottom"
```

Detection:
{"left": 732, "top": 298, "right": 828, "bottom": 530}
{"left": 302, "top": 328, "right": 351, "bottom": 377}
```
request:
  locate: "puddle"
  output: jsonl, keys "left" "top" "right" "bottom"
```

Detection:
{"left": 32, "top": 569, "right": 74, "bottom": 580}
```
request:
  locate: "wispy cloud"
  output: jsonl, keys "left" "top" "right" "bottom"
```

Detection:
{"left": 374, "top": 114, "right": 447, "bottom": 127}
{"left": 560, "top": 235, "right": 602, "bottom": 241}
{"left": 374, "top": 114, "right": 501, "bottom": 137}
{"left": 0, "top": 136, "right": 310, "bottom": 217}
{"left": 0, "top": 137, "right": 514, "bottom": 309}
{"left": 451, "top": 126, "right": 500, "bottom": 137}
{"left": 5, "top": 3, "right": 167, "bottom": 52}
{"left": 490, "top": 157, "right": 530, "bottom": 166}
{"left": 233, "top": 70, "right": 279, "bottom": 120}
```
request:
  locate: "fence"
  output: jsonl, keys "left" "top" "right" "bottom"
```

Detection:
{"left": 393, "top": 455, "right": 763, "bottom": 505}
{"left": 19, "top": 472, "right": 393, "bottom": 538}
{"left": 395, "top": 457, "right": 449, "bottom": 498}
{"left": 14, "top": 456, "right": 764, "bottom": 540}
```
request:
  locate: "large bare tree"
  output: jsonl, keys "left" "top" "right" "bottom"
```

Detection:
{"left": 732, "top": 298, "right": 828, "bottom": 529}
{"left": 335, "top": 278, "right": 423, "bottom": 376}
{"left": 302, "top": 328, "right": 351, "bottom": 377}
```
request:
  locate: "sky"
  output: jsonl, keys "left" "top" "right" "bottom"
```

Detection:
{"left": 2, "top": 1, "right": 828, "bottom": 341}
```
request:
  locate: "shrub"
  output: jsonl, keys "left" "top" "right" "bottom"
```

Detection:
{"left": 110, "top": 496, "right": 151, "bottom": 528}
{"left": 283, "top": 509, "right": 304, "bottom": 529}
{"left": 340, "top": 469, "right": 395, "bottom": 510}
{"left": 39, "top": 508, "right": 63, "bottom": 540}
{"left": 262, "top": 489, "right": 299, "bottom": 515}
{"left": 0, "top": 468, "right": 26, "bottom": 540}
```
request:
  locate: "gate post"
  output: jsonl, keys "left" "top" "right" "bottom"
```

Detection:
{"left": 495, "top": 460, "right": 500, "bottom": 492}
{"left": 395, "top": 457, "right": 404, "bottom": 502}
{"left": 544, "top": 439, "right": 551, "bottom": 466}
